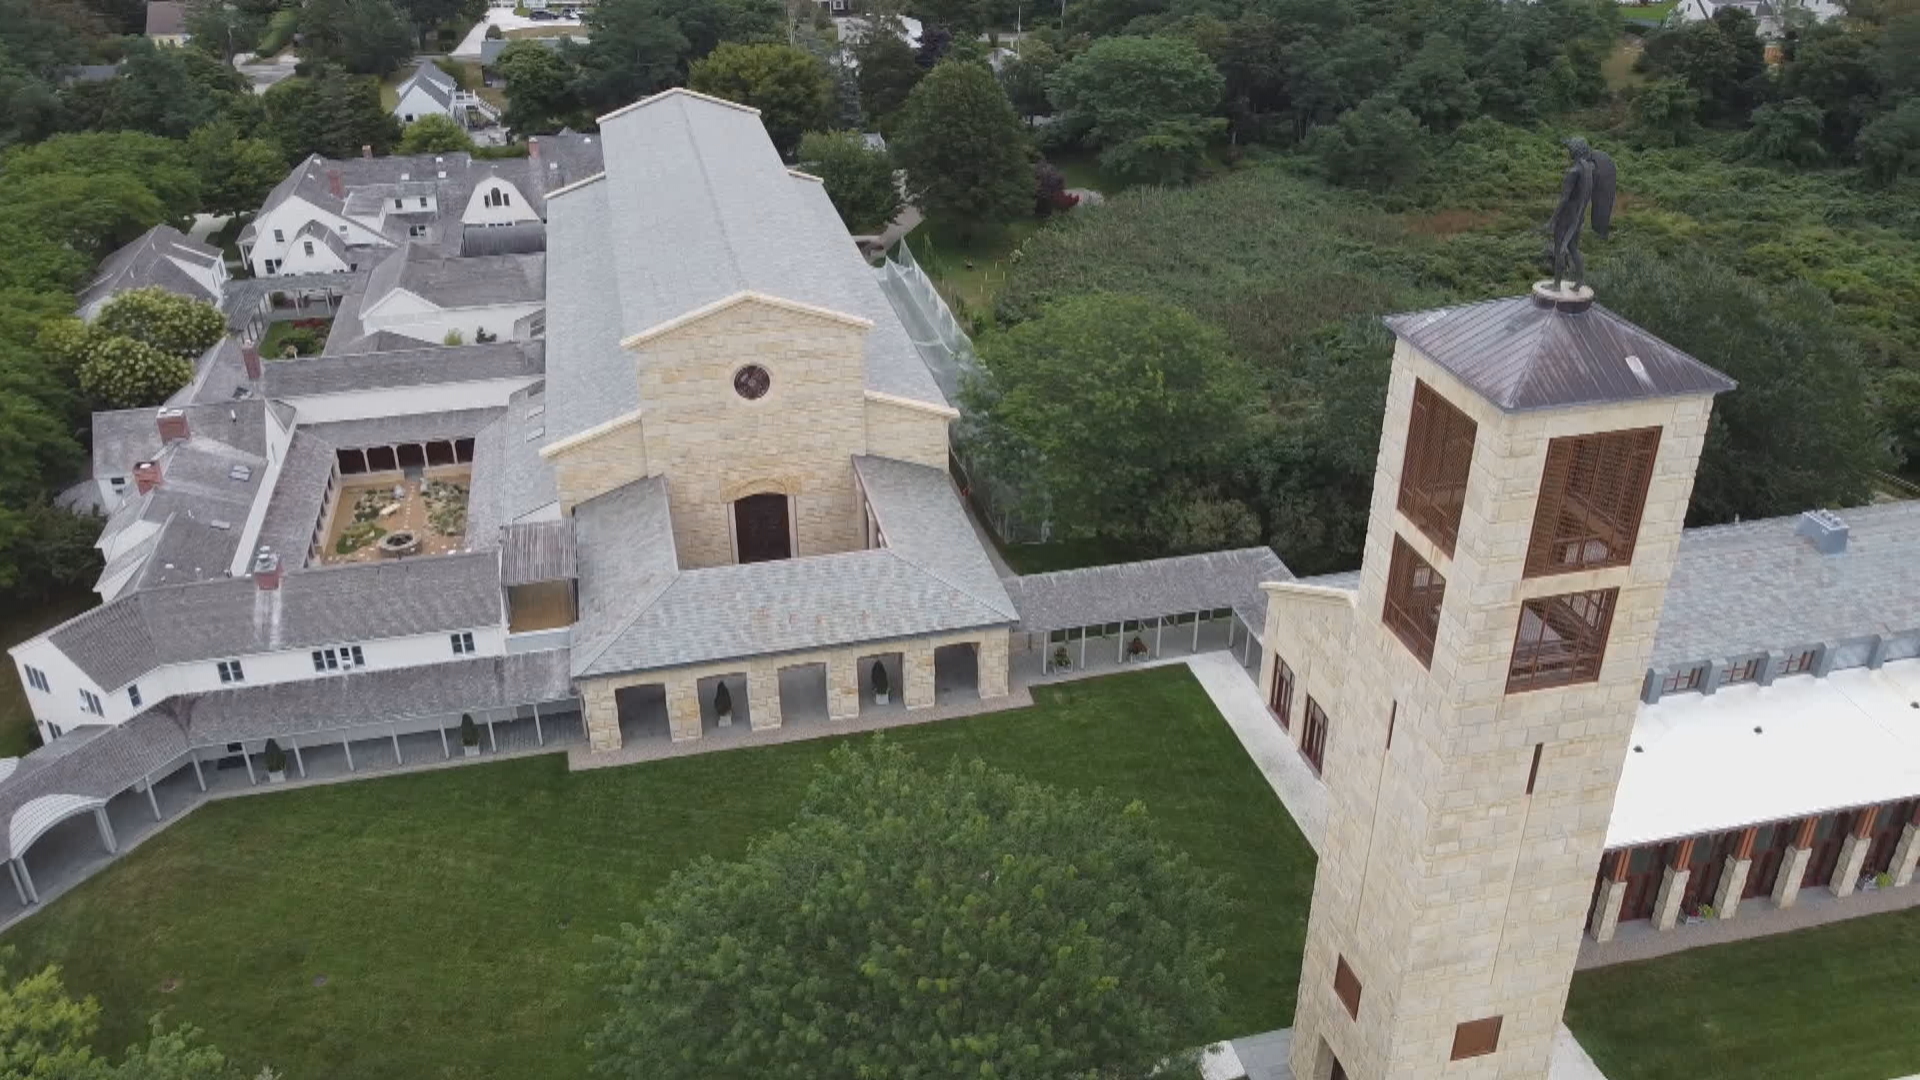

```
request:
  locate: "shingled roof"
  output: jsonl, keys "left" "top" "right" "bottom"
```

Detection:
{"left": 1383, "top": 293, "right": 1736, "bottom": 412}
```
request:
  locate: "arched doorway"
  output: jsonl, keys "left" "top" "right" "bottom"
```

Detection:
{"left": 734, "top": 493, "right": 792, "bottom": 563}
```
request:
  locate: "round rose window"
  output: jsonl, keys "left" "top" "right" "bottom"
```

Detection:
{"left": 733, "top": 364, "right": 771, "bottom": 400}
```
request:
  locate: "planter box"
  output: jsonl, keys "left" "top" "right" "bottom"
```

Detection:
{"left": 268, "top": 769, "right": 286, "bottom": 784}
{"left": 463, "top": 744, "right": 480, "bottom": 758}
{"left": 875, "top": 691, "right": 889, "bottom": 705}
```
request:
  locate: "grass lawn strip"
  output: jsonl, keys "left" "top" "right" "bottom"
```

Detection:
{"left": 1565, "top": 902, "right": 1920, "bottom": 1080}
{"left": 1, "top": 667, "right": 1316, "bottom": 1080}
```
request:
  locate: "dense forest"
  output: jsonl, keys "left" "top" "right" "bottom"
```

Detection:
{"left": 939, "top": 0, "right": 1920, "bottom": 574}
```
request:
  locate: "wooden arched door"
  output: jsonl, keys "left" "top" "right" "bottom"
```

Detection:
{"left": 734, "top": 493, "right": 792, "bottom": 563}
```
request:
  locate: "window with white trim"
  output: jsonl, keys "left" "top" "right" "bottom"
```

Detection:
{"left": 127, "top": 684, "right": 142, "bottom": 708}
{"left": 408, "top": 224, "right": 428, "bottom": 237}
{"left": 302, "top": 240, "right": 315, "bottom": 256}
{"left": 272, "top": 228, "right": 284, "bottom": 242}
{"left": 217, "top": 659, "right": 245, "bottom": 684}
{"left": 451, "top": 631, "right": 475, "bottom": 655}
{"left": 418, "top": 196, "right": 428, "bottom": 208}
{"left": 23, "top": 666, "right": 49, "bottom": 693}
{"left": 79, "top": 689, "right": 103, "bottom": 716}
{"left": 311, "top": 645, "right": 366, "bottom": 672}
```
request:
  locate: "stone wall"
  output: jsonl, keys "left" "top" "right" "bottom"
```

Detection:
{"left": 1281, "top": 336, "right": 1716, "bottom": 1080}
{"left": 548, "top": 415, "right": 648, "bottom": 512}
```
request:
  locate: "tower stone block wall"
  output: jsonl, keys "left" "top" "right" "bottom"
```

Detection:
{"left": 1276, "top": 334, "right": 1718, "bottom": 1080}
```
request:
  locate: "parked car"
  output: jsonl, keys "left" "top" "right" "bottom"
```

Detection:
{"left": 528, "top": 8, "right": 559, "bottom": 19}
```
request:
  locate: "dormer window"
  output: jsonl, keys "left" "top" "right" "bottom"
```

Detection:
{"left": 419, "top": 196, "right": 428, "bottom": 208}
{"left": 303, "top": 240, "right": 315, "bottom": 256}
{"left": 394, "top": 197, "right": 405, "bottom": 209}
{"left": 485, "top": 188, "right": 511, "bottom": 208}
{"left": 272, "top": 229, "right": 285, "bottom": 243}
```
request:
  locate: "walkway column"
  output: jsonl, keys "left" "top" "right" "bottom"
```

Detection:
{"left": 142, "top": 775, "right": 161, "bottom": 821}
{"left": 242, "top": 748, "right": 257, "bottom": 785}
{"left": 6, "top": 860, "right": 24, "bottom": 906}
{"left": 903, "top": 640, "right": 936, "bottom": 709}
{"left": 532, "top": 701, "right": 545, "bottom": 746}
{"left": 190, "top": 752, "right": 206, "bottom": 792}
{"left": 1192, "top": 612, "right": 1202, "bottom": 651}
{"left": 978, "top": 631, "right": 1009, "bottom": 699}
{"left": 342, "top": 735, "right": 355, "bottom": 772}
{"left": 290, "top": 738, "right": 306, "bottom": 778}
{"left": 1714, "top": 828, "right": 1756, "bottom": 919}
{"left": 664, "top": 671, "right": 702, "bottom": 741}
{"left": 1774, "top": 818, "right": 1816, "bottom": 910}
{"left": 1653, "top": 838, "right": 1692, "bottom": 931}
{"left": 581, "top": 682, "right": 621, "bottom": 752}
{"left": 15, "top": 858, "right": 37, "bottom": 904}
{"left": 826, "top": 653, "right": 859, "bottom": 720}
{"left": 93, "top": 806, "right": 117, "bottom": 854}
{"left": 390, "top": 730, "right": 404, "bottom": 765}
{"left": 1892, "top": 820, "right": 1920, "bottom": 888}
{"left": 748, "top": 665, "right": 783, "bottom": 731}
{"left": 1153, "top": 617, "right": 1164, "bottom": 658}
{"left": 1831, "top": 808, "right": 1878, "bottom": 898}
{"left": 1591, "top": 851, "right": 1629, "bottom": 943}
{"left": 1078, "top": 631, "right": 1087, "bottom": 670}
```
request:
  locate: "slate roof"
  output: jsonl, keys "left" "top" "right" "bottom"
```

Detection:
{"left": 1649, "top": 501, "right": 1920, "bottom": 669}
{"left": 255, "top": 152, "right": 565, "bottom": 258}
{"left": 394, "top": 60, "right": 457, "bottom": 111}
{"left": 465, "top": 386, "right": 559, "bottom": 545}
{"left": 170, "top": 650, "right": 571, "bottom": 742}
{"left": 568, "top": 463, "right": 1016, "bottom": 678}
{"left": 364, "top": 242, "right": 544, "bottom": 310}
{"left": 525, "top": 131, "right": 604, "bottom": 195}
{"left": 1382, "top": 294, "right": 1736, "bottom": 413}
{"left": 93, "top": 399, "right": 270, "bottom": 479}
{"left": 541, "top": 89, "right": 947, "bottom": 445}
{"left": 76, "top": 225, "right": 221, "bottom": 316}
{"left": 42, "top": 552, "right": 505, "bottom": 692}
{"left": 852, "top": 455, "right": 1014, "bottom": 619}
{"left": 499, "top": 520, "right": 575, "bottom": 585}
{"left": 1276, "top": 502, "right": 1920, "bottom": 671}
{"left": 0, "top": 712, "right": 189, "bottom": 858}
{"left": 264, "top": 340, "right": 542, "bottom": 398}
{"left": 252, "top": 430, "right": 339, "bottom": 565}
{"left": 303, "top": 408, "right": 505, "bottom": 450}
{"left": 1005, "top": 547, "right": 1292, "bottom": 633}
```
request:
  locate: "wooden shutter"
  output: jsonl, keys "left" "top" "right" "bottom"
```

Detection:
{"left": 1397, "top": 381, "right": 1477, "bottom": 556}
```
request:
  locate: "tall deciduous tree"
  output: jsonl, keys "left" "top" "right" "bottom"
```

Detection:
{"left": 797, "top": 130, "right": 901, "bottom": 232}
{"left": 0, "top": 956, "right": 271, "bottom": 1080}
{"left": 496, "top": 41, "right": 585, "bottom": 134}
{"left": 590, "top": 742, "right": 1230, "bottom": 1080}
{"left": 890, "top": 61, "right": 1031, "bottom": 233}
{"left": 261, "top": 69, "right": 401, "bottom": 159}
{"left": 298, "top": 0, "right": 415, "bottom": 75}
{"left": 849, "top": 21, "right": 923, "bottom": 130}
{"left": 397, "top": 112, "right": 477, "bottom": 153}
{"left": 688, "top": 42, "right": 834, "bottom": 155}
{"left": 968, "top": 292, "right": 1257, "bottom": 540}
{"left": 574, "top": 0, "right": 691, "bottom": 108}
{"left": 187, "top": 122, "right": 287, "bottom": 215}
{"left": 1593, "top": 249, "right": 1888, "bottom": 524}
{"left": 1048, "top": 35, "right": 1223, "bottom": 184}
{"left": 1303, "top": 92, "right": 1427, "bottom": 192}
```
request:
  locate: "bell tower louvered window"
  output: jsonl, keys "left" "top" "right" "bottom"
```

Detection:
{"left": 1525, "top": 428, "right": 1660, "bottom": 577}
{"left": 1507, "top": 588, "right": 1618, "bottom": 693}
{"left": 1397, "top": 381, "right": 1477, "bottom": 556}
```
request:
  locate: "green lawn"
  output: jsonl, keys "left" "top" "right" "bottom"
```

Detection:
{"left": 2, "top": 668, "right": 1318, "bottom": 1080}
{"left": 1566, "top": 904, "right": 1920, "bottom": 1080}
{"left": 259, "top": 318, "right": 331, "bottom": 359}
{"left": 904, "top": 215, "right": 1045, "bottom": 319}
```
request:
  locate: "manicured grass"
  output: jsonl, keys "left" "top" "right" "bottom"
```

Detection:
{"left": 1002, "top": 536, "right": 1149, "bottom": 575}
{"left": 1565, "top": 904, "right": 1920, "bottom": 1080}
{"left": 503, "top": 24, "right": 582, "bottom": 38}
{"left": 2, "top": 668, "right": 1317, "bottom": 1080}
{"left": 0, "top": 591, "right": 97, "bottom": 756}
{"left": 905, "top": 215, "right": 1045, "bottom": 318}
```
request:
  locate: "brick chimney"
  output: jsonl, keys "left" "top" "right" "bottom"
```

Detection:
{"left": 156, "top": 406, "right": 189, "bottom": 444}
{"left": 528, "top": 138, "right": 541, "bottom": 161}
{"left": 241, "top": 344, "right": 262, "bottom": 380}
{"left": 134, "top": 460, "right": 161, "bottom": 495}
{"left": 252, "top": 548, "right": 282, "bottom": 591}
{"left": 328, "top": 169, "right": 344, "bottom": 198}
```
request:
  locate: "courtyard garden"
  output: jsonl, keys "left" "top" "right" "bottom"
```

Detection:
{"left": 324, "top": 474, "right": 471, "bottom": 562}
{"left": 1565, "top": 905, "right": 1920, "bottom": 1080}
{"left": 259, "top": 317, "right": 331, "bottom": 359}
{"left": 0, "top": 668, "right": 1318, "bottom": 1080}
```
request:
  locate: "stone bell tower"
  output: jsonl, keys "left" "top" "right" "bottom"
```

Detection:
{"left": 1266, "top": 285, "right": 1734, "bottom": 1080}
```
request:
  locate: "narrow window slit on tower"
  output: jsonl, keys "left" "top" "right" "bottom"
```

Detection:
{"left": 1451, "top": 1016, "right": 1503, "bottom": 1061}
{"left": 1386, "top": 701, "right": 1396, "bottom": 751}
{"left": 1526, "top": 742, "right": 1543, "bottom": 794}
{"left": 1333, "top": 956, "right": 1362, "bottom": 1020}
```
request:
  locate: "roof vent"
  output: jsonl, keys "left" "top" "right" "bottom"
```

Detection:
{"left": 1796, "top": 509, "right": 1848, "bottom": 555}
{"left": 229, "top": 464, "right": 253, "bottom": 482}
{"left": 400, "top": 172, "right": 410, "bottom": 181}
{"left": 209, "top": 519, "right": 232, "bottom": 530}
{"left": 1623, "top": 354, "right": 1655, "bottom": 389}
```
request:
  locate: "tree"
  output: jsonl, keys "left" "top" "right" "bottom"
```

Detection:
{"left": 1048, "top": 35, "right": 1224, "bottom": 184}
{"left": 589, "top": 742, "right": 1229, "bottom": 1080}
{"left": 796, "top": 130, "right": 901, "bottom": 232}
{"left": 1742, "top": 96, "right": 1827, "bottom": 164}
{"left": 890, "top": 61, "right": 1032, "bottom": 232}
{"left": 574, "top": 0, "right": 692, "bottom": 109}
{"left": 1592, "top": 249, "right": 1888, "bottom": 525}
{"left": 1883, "top": 369, "right": 1920, "bottom": 469}
{"left": 1393, "top": 33, "right": 1477, "bottom": 133}
{"left": 95, "top": 288, "right": 227, "bottom": 359}
{"left": 1638, "top": 10, "right": 1765, "bottom": 123}
{"left": 496, "top": 42, "right": 586, "bottom": 134}
{"left": 997, "top": 38, "right": 1058, "bottom": 121}
{"left": 397, "top": 112, "right": 477, "bottom": 153}
{"left": 968, "top": 292, "right": 1257, "bottom": 540}
{"left": 184, "top": 0, "right": 264, "bottom": 60}
{"left": 298, "top": 0, "right": 414, "bottom": 75}
{"left": 1304, "top": 92, "right": 1427, "bottom": 192}
{"left": 1857, "top": 97, "right": 1920, "bottom": 185}
{"left": 849, "top": 22, "right": 923, "bottom": 129}
{"left": 261, "top": 69, "right": 401, "bottom": 159}
{"left": 0, "top": 955, "right": 270, "bottom": 1080}
{"left": 72, "top": 335, "right": 196, "bottom": 409}
{"left": 1628, "top": 77, "right": 1699, "bottom": 147}
{"left": 687, "top": 42, "right": 834, "bottom": 155}
{"left": 187, "top": 122, "right": 287, "bottom": 215}
{"left": 392, "top": 0, "right": 482, "bottom": 48}
{"left": 2, "top": 131, "right": 203, "bottom": 218}
{"left": 1779, "top": 23, "right": 1883, "bottom": 151}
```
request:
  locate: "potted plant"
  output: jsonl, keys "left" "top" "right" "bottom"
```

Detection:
{"left": 1052, "top": 645, "right": 1071, "bottom": 671}
{"left": 1876, "top": 871, "right": 1894, "bottom": 889}
{"left": 871, "top": 660, "right": 890, "bottom": 705}
{"left": 1127, "top": 636, "right": 1148, "bottom": 662}
{"left": 264, "top": 739, "right": 287, "bottom": 783}
{"left": 460, "top": 713, "right": 480, "bottom": 758}
{"left": 1696, "top": 902, "right": 1716, "bottom": 920}
{"left": 714, "top": 681, "right": 733, "bottom": 726}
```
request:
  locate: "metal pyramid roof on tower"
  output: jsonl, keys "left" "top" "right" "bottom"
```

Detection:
{"left": 1382, "top": 288, "right": 1736, "bottom": 413}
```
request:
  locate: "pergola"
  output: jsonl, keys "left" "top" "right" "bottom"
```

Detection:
{"left": 1002, "top": 548, "right": 1290, "bottom": 675}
